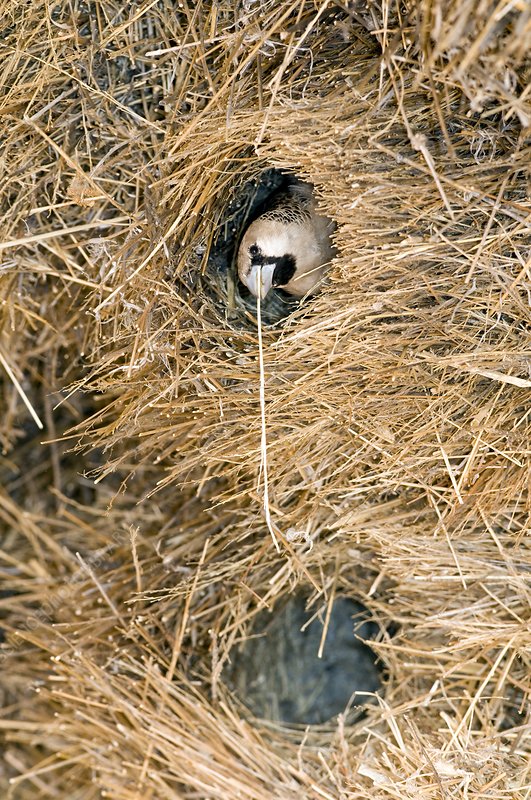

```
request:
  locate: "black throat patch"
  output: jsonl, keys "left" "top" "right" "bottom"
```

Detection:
{"left": 271, "top": 254, "right": 297, "bottom": 287}
{"left": 250, "top": 246, "right": 296, "bottom": 288}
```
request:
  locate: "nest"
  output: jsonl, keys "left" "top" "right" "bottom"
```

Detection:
{"left": 1, "top": 1, "right": 530, "bottom": 797}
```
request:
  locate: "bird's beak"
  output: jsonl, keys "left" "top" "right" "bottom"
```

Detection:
{"left": 244, "top": 264, "right": 275, "bottom": 300}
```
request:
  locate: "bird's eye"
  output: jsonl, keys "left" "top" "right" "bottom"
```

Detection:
{"left": 249, "top": 244, "right": 259, "bottom": 257}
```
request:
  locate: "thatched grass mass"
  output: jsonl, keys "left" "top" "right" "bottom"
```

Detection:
{"left": 1, "top": 1, "right": 530, "bottom": 798}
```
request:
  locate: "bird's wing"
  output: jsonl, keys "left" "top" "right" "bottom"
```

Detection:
{"left": 257, "top": 184, "right": 314, "bottom": 226}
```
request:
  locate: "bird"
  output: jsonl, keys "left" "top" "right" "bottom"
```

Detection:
{"left": 237, "top": 180, "right": 335, "bottom": 300}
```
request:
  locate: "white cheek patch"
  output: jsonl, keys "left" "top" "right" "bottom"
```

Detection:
{"left": 256, "top": 231, "right": 291, "bottom": 259}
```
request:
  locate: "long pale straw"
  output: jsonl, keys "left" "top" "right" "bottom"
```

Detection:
{"left": 256, "top": 275, "right": 280, "bottom": 552}
{"left": 0, "top": 350, "right": 43, "bottom": 430}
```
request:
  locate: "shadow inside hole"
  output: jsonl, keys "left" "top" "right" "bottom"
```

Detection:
{"left": 227, "top": 594, "right": 383, "bottom": 726}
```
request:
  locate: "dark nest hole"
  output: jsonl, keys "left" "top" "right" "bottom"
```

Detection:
{"left": 205, "top": 168, "right": 314, "bottom": 326}
{"left": 227, "top": 593, "right": 384, "bottom": 727}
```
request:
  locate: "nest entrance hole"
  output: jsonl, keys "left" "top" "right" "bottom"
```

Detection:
{"left": 228, "top": 594, "right": 383, "bottom": 727}
{"left": 207, "top": 168, "right": 308, "bottom": 324}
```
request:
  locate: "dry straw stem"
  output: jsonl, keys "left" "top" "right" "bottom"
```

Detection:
{"left": 1, "top": 0, "right": 531, "bottom": 798}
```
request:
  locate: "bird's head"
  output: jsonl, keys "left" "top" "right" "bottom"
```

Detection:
{"left": 237, "top": 222, "right": 297, "bottom": 300}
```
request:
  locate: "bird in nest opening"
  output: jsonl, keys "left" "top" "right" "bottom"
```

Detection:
{"left": 237, "top": 179, "right": 336, "bottom": 300}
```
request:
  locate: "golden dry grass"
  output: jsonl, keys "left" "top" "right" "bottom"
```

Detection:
{"left": 1, "top": 1, "right": 530, "bottom": 798}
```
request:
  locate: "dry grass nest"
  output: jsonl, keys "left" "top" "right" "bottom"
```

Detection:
{"left": 1, "top": 1, "right": 530, "bottom": 798}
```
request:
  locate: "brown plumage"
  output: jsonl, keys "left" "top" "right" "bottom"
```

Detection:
{"left": 237, "top": 181, "right": 335, "bottom": 299}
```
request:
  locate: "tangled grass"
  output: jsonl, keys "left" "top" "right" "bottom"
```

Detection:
{"left": 1, "top": 1, "right": 530, "bottom": 797}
